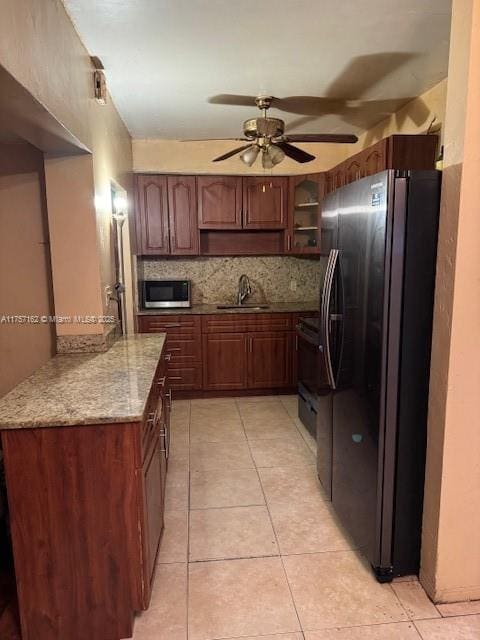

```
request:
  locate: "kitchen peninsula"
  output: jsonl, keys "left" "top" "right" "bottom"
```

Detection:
{"left": 0, "top": 335, "right": 170, "bottom": 640}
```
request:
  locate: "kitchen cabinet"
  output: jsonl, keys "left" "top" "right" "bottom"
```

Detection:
{"left": 242, "top": 176, "right": 288, "bottom": 229}
{"left": 202, "top": 332, "right": 248, "bottom": 390}
{"left": 201, "top": 313, "right": 294, "bottom": 392}
{"left": 287, "top": 173, "right": 324, "bottom": 254}
{"left": 325, "top": 134, "right": 438, "bottom": 194}
{"left": 136, "top": 174, "right": 170, "bottom": 255}
{"left": 0, "top": 342, "right": 171, "bottom": 640}
{"left": 139, "top": 311, "right": 300, "bottom": 394}
{"left": 247, "top": 332, "right": 293, "bottom": 388}
{"left": 197, "top": 176, "right": 243, "bottom": 229}
{"left": 136, "top": 174, "right": 199, "bottom": 255}
{"left": 138, "top": 314, "right": 203, "bottom": 391}
{"left": 167, "top": 176, "right": 199, "bottom": 255}
{"left": 196, "top": 175, "right": 287, "bottom": 230}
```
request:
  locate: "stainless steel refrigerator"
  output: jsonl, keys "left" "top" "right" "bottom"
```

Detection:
{"left": 315, "top": 169, "right": 441, "bottom": 581}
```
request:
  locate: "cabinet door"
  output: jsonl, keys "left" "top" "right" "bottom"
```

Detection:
{"left": 202, "top": 333, "right": 247, "bottom": 390}
{"left": 361, "top": 139, "right": 387, "bottom": 176}
{"left": 142, "top": 434, "right": 164, "bottom": 590}
{"left": 243, "top": 177, "right": 287, "bottom": 229}
{"left": 331, "top": 165, "right": 346, "bottom": 191}
{"left": 197, "top": 176, "right": 242, "bottom": 229}
{"left": 136, "top": 175, "right": 170, "bottom": 255}
{"left": 287, "top": 174, "right": 323, "bottom": 254}
{"left": 247, "top": 332, "right": 293, "bottom": 388}
{"left": 167, "top": 176, "right": 199, "bottom": 255}
{"left": 344, "top": 158, "right": 362, "bottom": 184}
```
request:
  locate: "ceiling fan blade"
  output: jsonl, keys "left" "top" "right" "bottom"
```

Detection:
{"left": 276, "top": 142, "right": 315, "bottom": 164}
{"left": 284, "top": 133, "right": 358, "bottom": 144}
{"left": 181, "top": 137, "right": 248, "bottom": 142}
{"left": 212, "top": 144, "right": 254, "bottom": 162}
{"left": 208, "top": 94, "right": 257, "bottom": 107}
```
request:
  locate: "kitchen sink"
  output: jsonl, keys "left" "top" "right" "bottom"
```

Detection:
{"left": 216, "top": 304, "right": 270, "bottom": 310}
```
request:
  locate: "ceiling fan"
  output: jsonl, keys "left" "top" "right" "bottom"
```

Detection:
{"left": 183, "top": 95, "right": 358, "bottom": 168}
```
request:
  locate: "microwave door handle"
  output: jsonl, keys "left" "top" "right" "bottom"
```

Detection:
{"left": 321, "top": 249, "right": 339, "bottom": 389}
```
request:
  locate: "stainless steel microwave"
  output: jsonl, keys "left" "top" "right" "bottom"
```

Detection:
{"left": 141, "top": 280, "right": 191, "bottom": 309}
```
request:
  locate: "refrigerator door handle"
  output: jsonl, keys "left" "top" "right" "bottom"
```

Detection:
{"left": 321, "top": 249, "right": 339, "bottom": 389}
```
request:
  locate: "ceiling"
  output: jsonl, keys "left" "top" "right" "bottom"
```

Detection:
{"left": 63, "top": 0, "right": 452, "bottom": 140}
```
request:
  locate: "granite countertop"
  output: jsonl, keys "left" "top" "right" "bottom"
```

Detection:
{"left": 0, "top": 334, "right": 166, "bottom": 430}
{"left": 137, "top": 301, "right": 319, "bottom": 316}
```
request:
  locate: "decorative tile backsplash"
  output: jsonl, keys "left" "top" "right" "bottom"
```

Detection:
{"left": 138, "top": 256, "right": 320, "bottom": 305}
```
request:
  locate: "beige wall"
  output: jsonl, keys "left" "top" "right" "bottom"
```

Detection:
{"left": 421, "top": 0, "right": 480, "bottom": 603}
{"left": 1, "top": 0, "right": 92, "bottom": 150}
{"left": 0, "top": 142, "right": 55, "bottom": 396}
{"left": 348, "top": 79, "right": 447, "bottom": 154}
{"left": 0, "top": 0, "right": 134, "bottom": 338}
{"left": 133, "top": 138, "right": 347, "bottom": 175}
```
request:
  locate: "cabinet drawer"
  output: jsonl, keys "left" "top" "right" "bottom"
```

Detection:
{"left": 202, "top": 313, "right": 292, "bottom": 334}
{"left": 167, "top": 364, "right": 203, "bottom": 390}
{"left": 138, "top": 314, "right": 201, "bottom": 334}
{"left": 164, "top": 334, "right": 202, "bottom": 362}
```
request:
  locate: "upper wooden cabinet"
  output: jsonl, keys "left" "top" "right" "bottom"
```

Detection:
{"left": 242, "top": 176, "right": 288, "bottom": 229}
{"left": 197, "top": 176, "right": 242, "bottom": 229}
{"left": 325, "top": 134, "right": 438, "bottom": 194}
{"left": 287, "top": 173, "right": 324, "bottom": 254}
{"left": 136, "top": 175, "right": 170, "bottom": 255}
{"left": 197, "top": 175, "right": 287, "bottom": 230}
{"left": 167, "top": 176, "right": 199, "bottom": 255}
{"left": 135, "top": 134, "right": 438, "bottom": 255}
{"left": 136, "top": 174, "right": 198, "bottom": 256}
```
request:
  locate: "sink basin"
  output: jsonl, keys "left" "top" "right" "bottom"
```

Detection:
{"left": 216, "top": 304, "right": 270, "bottom": 310}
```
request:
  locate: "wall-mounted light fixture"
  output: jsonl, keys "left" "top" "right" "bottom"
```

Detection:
{"left": 112, "top": 192, "right": 128, "bottom": 334}
{"left": 112, "top": 195, "right": 128, "bottom": 226}
{"left": 91, "top": 56, "right": 107, "bottom": 105}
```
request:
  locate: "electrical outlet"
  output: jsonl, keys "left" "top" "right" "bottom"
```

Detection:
{"left": 290, "top": 279, "right": 297, "bottom": 292}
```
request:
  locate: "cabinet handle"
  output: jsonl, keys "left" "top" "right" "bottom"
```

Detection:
{"left": 295, "top": 335, "right": 298, "bottom": 351}
{"left": 164, "top": 353, "right": 172, "bottom": 361}
{"left": 156, "top": 376, "right": 166, "bottom": 387}
{"left": 168, "top": 376, "right": 182, "bottom": 381}
{"left": 249, "top": 337, "right": 253, "bottom": 353}
{"left": 166, "top": 389, "right": 172, "bottom": 409}
{"left": 287, "top": 235, "right": 291, "bottom": 251}
{"left": 167, "top": 347, "right": 181, "bottom": 352}
{"left": 163, "top": 323, "right": 182, "bottom": 328}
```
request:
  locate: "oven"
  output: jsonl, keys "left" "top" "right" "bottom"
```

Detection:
{"left": 141, "top": 279, "right": 191, "bottom": 309}
{"left": 296, "top": 317, "right": 325, "bottom": 439}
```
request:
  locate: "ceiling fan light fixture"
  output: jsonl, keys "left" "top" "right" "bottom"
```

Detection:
{"left": 268, "top": 144, "right": 285, "bottom": 165}
{"left": 240, "top": 144, "right": 260, "bottom": 166}
{"left": 262, "top": 149, "right": 275, "bottom": 169}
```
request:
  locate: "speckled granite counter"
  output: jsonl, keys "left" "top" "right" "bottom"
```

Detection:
{"left": 0, "top": 334, "right": 166, "bottom": 430}
{"left": 136, "top": 301, "right": 319, "bottom": 316}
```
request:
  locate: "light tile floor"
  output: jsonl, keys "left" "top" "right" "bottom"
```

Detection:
{"left": 131, "top": 395, "right": 480, "bottom": 640}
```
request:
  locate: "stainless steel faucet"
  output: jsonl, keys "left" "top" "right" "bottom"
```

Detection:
{"left": 237, "top": 274, "right": 252, "bottom": 305}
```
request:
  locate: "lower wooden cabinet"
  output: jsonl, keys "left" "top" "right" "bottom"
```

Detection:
{"left": 0, "top": 347, "right": 171, "bottom": 640}
{"left": 139, "top": 311, "right": 301, "bottom": 394}
{"left": 202, "top": 327, "right": 293, "bottom": 391}
{"left": 202, "top": 332, "right": 248, "bottom": 390}
{"left": 142, "top": 432, "right": 165, "bottom": 587}
{"left": 247, "top": 332, "right": 293, "bottom": 389}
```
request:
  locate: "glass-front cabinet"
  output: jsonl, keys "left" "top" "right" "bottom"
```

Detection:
{"left": 287, "top": 174, "right": 324, "bottom": 254}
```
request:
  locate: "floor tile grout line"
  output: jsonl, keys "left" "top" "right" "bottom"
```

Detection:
{"left": 238, "top": 401, "right": 305, "bottom": 635}
{"left": 185, "top": 399, "right": 192, "bottom": 640}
